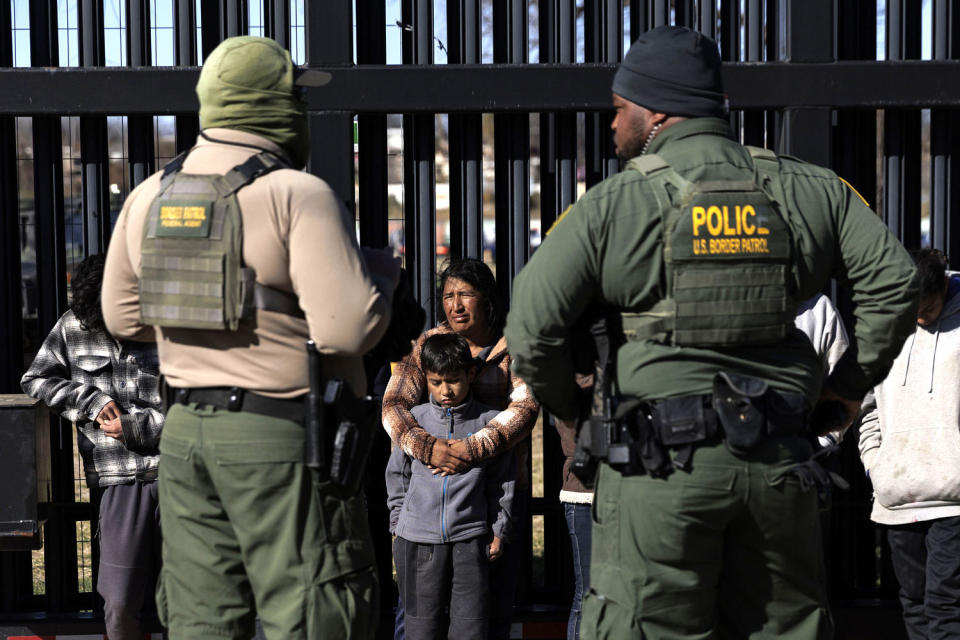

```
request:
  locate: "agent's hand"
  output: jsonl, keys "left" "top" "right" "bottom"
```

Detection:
{"left": 429, "top": 438, "right": 471, "bottom": 475}
{"left": 96, "top": 400, "right": 123, "bottom": 424}
{"left": 100, "top": 417, "right": 125, "bottom": 443}
{"left": 811, "top": 387, "right": 862, "bottom": 436}
{"left": 488, "top": 536, "right": 503, "bottom": 561}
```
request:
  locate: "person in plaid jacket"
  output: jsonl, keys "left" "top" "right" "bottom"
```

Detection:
{"left": 21, "top": 254, "right": 163, "bottom": 640}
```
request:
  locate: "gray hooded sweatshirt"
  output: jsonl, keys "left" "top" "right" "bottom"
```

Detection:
{"left": 859, "top": 273, "right": 960, "bottom": 525}
{"left": 386, "top": 395, "right": 515, "bottom": 544}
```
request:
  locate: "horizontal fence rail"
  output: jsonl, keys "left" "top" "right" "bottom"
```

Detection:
{"left": 2, "top": 61, "right": 960, "bottom": 115}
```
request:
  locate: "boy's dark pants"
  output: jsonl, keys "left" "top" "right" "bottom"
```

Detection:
{"left": 394, "top": 536, "right": 488, "bottom": 640}
{"left": 97, "top": 479, "right": 161, "bottom": 640}
{"left": 887, "top": 516, "right": 960, "bottom": 640}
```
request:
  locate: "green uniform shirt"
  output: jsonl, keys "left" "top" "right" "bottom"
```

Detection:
{"left": 505, "top": 117, "right": 918, "bottom": 419}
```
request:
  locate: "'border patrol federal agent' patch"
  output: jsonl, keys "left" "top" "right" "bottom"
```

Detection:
{"left": 156, "top": 202, "right": 214, "bottom": 238}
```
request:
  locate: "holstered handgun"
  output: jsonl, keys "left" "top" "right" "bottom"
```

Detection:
{"left": 571, "top": 312, "right": 643, "bottom": 487}
{"left": 304, "top": 340, "right": 327, "bottom": 479}
{"left": 324, "top": 379, "right": 379, "bottom": 495}
{"left": 304, "top": 341, "right": 379, "bottom": 494}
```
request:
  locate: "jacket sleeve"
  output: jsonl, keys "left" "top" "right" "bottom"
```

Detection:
{"left": 119, "top": 408, "right": 164, "bottom": 455}
{"left": 382, "top": 334, "right": 435, "bottom": 464}
{"left": 385, "top": 446, "right": 411, "bottom": 534}
{"left": 857, "top": 390, "right": 882, "bottom": 474}
{"left": 816, "top": 178, "right": 918, "bottom": 400}
{"left": 101, "top": 178, "right": 157, "bottom": 342}
{"left": 288, "top": 178, "right": 394, "bottom": 357}
{"left": 504, "top": 198, "right": 604, "bottom": 419}
{"left": 20, "top": 318, "right": 113, "bottom": 423}
{"left": 486, "top": 448, "right": 516, "bottom": 542}
{"left": 463, "top": 366, "right": 539, "bottom": 463}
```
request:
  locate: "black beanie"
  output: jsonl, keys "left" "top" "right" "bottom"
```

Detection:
{"left": 612, "top": 25, "right": 726, "bottom": 118}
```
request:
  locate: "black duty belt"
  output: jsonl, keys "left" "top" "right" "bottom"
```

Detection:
{"left": 646, "top": 391, "right": 808, "bottom": 442}
{"left": 167, "top": 385, "right": 305, "bottom": 424}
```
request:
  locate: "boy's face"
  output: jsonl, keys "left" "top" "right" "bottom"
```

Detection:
{"left": 425, "top": 368, "right": 473, "bottom": 408}
{"left": 917, "top": 281, "right": 949, "bottom": 326}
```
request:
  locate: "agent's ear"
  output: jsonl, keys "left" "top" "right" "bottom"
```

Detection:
{"left": 651, "top": 111, "right": 669, "bottom": 126}
{"left": 467, "top": 365, "right": 478, "bottom": 383}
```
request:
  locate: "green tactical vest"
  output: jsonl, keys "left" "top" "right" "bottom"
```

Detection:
{"left": 139, "top": 151, "right": 304, "bottom": 330}
{"left": 621, "top": 146, "right": 796, "bottom": 347}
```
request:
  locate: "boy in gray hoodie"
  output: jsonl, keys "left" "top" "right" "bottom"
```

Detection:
{"left": 859, "top": 248, "right": 960, "bottom": 639}
{"left": 386, "top": 333, "right": 515, "bottom": 640}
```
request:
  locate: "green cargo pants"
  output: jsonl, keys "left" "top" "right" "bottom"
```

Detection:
{"left": 582, "top": 437, "right": 833, "bottom": 640}
{"left": 156, "top": 403, "right": 378, "bottom": 640}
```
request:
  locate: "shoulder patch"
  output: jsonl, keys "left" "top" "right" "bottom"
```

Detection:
{"left": 838, "top": 176, "right": 869, "bottom": 207}
{"left": 545, "top": 204, "right": 574, "bottom": 237}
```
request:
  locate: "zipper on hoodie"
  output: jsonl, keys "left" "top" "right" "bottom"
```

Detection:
{"left": 440, "top": 407, "right": 454, "bottom": 542}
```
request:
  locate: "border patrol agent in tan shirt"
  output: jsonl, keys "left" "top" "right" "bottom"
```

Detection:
{"left": 102, "top": 36, "right": 400, "bottom": 640}
{"left": 505, "top": 26, "right": 918, "bottom": 639}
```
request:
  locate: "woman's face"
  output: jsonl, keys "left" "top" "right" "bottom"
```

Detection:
{"left": 442, "top": 277, "right": 489, "bottom": 339}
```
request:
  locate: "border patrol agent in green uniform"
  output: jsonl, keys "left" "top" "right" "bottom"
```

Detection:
{"left": 504, "top": 26, "right": 918, "bottom": 639}
{"left": 103, "top": 37, "right": 401, "bottom": 640}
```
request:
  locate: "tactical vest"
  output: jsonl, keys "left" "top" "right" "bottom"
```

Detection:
{"left": 621, "top": 146, "right": 796, "bottom": 347}
{"left": 139, "top": 151, "right": 304, "bottom": 330}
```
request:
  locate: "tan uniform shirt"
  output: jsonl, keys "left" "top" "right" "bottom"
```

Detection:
{"left": 102, "top": 129, "right": 393, "bottom": 397}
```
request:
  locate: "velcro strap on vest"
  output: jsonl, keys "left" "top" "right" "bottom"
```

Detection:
{"left": 627, "top": 153, "right": 694, "bottom": 198}
{"left": 160, "top": 152, "right": 188, "bottom": 180}
{"left": 254, "top": 283, "right": 305, "bottom": 319}
{"left": 213, "top": 153, "right": 289, "bottom": 197}
{"left": 747, "top": 146, "right": 787, "bottom": 207}
{"left": 622, "top": 304, "right": 674, "bottom": 342}
{"left": 142, "top": 252, "right": 221, "bottom": 273}
{"left": 627, "top": 154, "right": 670, "bottom": 175}
{"left": 142, "top": 302, "right": 224, "bottom": 325}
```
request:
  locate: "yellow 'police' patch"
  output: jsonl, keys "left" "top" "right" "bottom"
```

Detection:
{"left": 689, "top": 204, "right": 771, "bottom": 256}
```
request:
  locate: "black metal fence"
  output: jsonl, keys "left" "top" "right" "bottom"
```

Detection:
{"left": 1, "top": 0, "right": 958, "bottom": 633}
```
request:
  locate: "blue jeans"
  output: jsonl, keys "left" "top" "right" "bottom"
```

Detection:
{"left": 394, "top": 595, "right": 405, "bottom": 640}
{"left": 564, "top": 502, "right": 592, "bottom": 640}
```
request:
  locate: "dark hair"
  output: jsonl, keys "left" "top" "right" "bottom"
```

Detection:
{"left": 913, "top": 248, "right": 949, "bottom": 298}
{"left": 70, "top": 254, "right": 106, "bottom": 333}
{"left": 435, "top": 258, "right": 505, "bottom": 338}
{"left": 421, "top": 333, "right": 474, "bottom": 376}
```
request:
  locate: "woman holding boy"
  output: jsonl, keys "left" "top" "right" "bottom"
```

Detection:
{"left": 383, "top": 258, "right": 539, "bottom": 639}
{"left": 387, "top": 333, "right": 515, "bottom": 639}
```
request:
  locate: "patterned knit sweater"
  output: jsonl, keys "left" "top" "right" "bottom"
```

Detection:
{"left": 382, "top": 324, "right": 539, "bottom": 486}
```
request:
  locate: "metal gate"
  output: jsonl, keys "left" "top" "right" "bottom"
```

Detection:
{"left": 0, "top": 0, "right": 958, "bottom": 636}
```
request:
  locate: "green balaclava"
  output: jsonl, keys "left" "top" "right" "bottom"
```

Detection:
{"left": 197, "top": 36, "right": 313, "bottom": 168}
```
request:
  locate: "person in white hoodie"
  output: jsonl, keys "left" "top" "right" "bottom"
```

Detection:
{"left": 858, "top": 247, "right": 960, "bottom": 640}
{"left": 795, "top": 293, "right": 850, "bottom": 447}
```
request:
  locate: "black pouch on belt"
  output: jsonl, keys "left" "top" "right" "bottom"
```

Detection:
{"left": 713, "top": 371, "right": 768, "bottom": 456}
{"left": 652, "top": 395, "right": 708, "bottom": 446}
{"left": 615, "top": 399, "right": 670, "bottom": 478}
